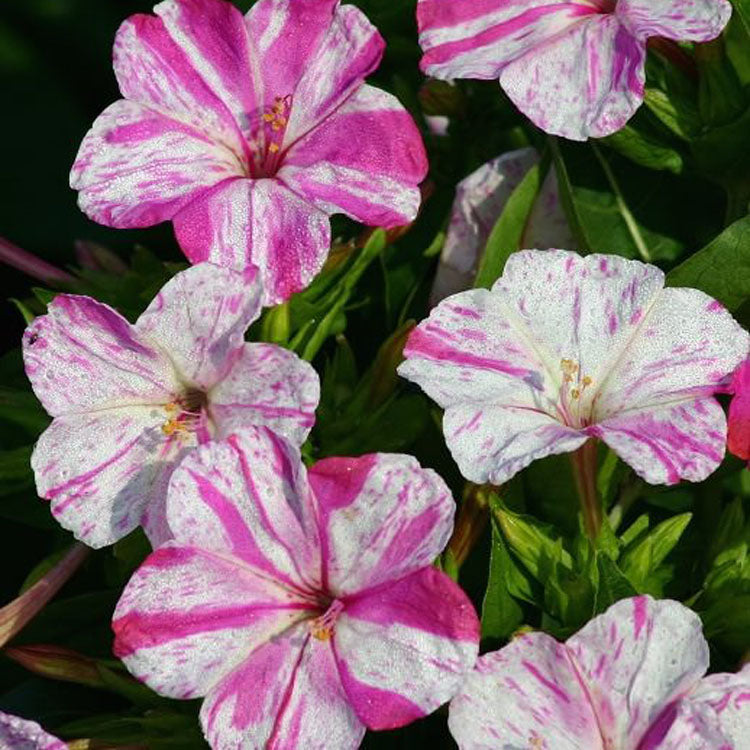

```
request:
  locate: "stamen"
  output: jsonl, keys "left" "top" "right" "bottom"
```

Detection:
{"left": 310, "top": 599, "right": 344, "bottom": 641}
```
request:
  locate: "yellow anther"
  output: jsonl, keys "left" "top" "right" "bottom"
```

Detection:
{"left": 161, "top": 418, "right": 182, "bottom": 436}
{"left": 165, "top": 401, "right": 179, "bottom": 414}
{"left": 582, "top": 376, "right": 592, "bottom": 387}
{"left": 571, "top": 388, "right": 580, "bottom": 400}
{"left": 268, "top": 143, "right": 280, "bottom": 153}
{"left": 262, "top": 113, "right": 274, "bottom": 122}
{"left": 311, "top": 625, "right": 333, "bottom": 641}
{"left": 560, "top": 358, "right": 579, "bottom": 377}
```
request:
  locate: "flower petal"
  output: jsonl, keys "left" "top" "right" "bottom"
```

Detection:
{"left": 32, "top": 407, "right": 178, "bottom": 548}
{"left": 112, "top": 3, "right": 249, "bottom": 160}
{"left": 430, "top": 148, "right": 574, "bottom": 304}
{"left": 565, "top": 596, "right": 709, "bottom": 750}
{"left": 335, "top": 567, "right": 479, "bottom": 730}
{"left": 23, "top": 294, "right": 175, "bottom": 417}
{"left": 135, "top": 263, "right": 262, "bottom": 390}
{"left": 447, "top": 632, "right": 603, "bottom": 750}
{"left": 70, "top": 101, "right": 242, "bottom": 229}
{"left": 165, "top": 427, "right": 321, "bottom": 593}
{"left": 589, "top": 399, "right": 727, "bottom": 484}
{"left": 248, "top": 0, "right": 384, "bottom": 142}
{"left": 728, "top": 360, "right": 750, "bottom": 460}
{"left": 417, "top": 0, "right": 600, "bottom": 80}
{"left": 210, "top": 342, "right": 320, "bottom": 446}
{"left": 499, "top": 15, "right": 645, "bottom": 140}
{"left": 201, "top": 624, "right": 364, "bottom": 750}
{"left": 308, "top": 453, "right": 454, "bottom": 595}
{"left": 153, "top": 0, "right": 260, "bottom": 145}
{"left": 279, "top": 84, "right": 426, "bottom": 228}
{"left": 618, "top": 0, "right": 732, "bottom": 42}
{"left": 173, "top": 177, "right": 330, "bottom": 305}
{"left": 595, "top": 288, "right": 749, "bottom": 418}
{"left": 113, "top": 545, "right": 311, "bottom": 699}
{"left": 444, "top": 404, "right": 587, "bottom": 484}
{"left": 0, "top": 712, "right": 65, "bottom": 750}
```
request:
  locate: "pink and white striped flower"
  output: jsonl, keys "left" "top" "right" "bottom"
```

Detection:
{"left": 0, "top": 711, "right": 65, "bottom": 750}
{"left": 23, "top": 263, "right": 319, "bottom": 548}
{"left": 70, "top": 0, "right": 428, "bottom": 305}
{"left": 449, "top": 595, "right": 750, "bottom": 749}
{"left": 431, "top": 147, "right": 574, "bottom": 304}
{"left": 400, "top": 249, "right": 749, "bottom": 486}
{"left": 112, "top": 427, "right": 480, "bottom": 749}
{"left": 417, "top": 0, "right": 732, "bottom": 141}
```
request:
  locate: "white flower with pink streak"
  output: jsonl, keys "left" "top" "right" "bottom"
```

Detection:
{"left": 449, "top": 595, "right": 750, "bottom": 749}
{"left": 416, "top": 0, "right": 731, "bottom": 141}
{"left": 23, "top": 263, "right": 319, "bottom": 548}
{"left": 112, "top": 426, "right": 480, "bottom": 749}
{"left": 400, "top": 249, "right": 749, "bottom": 486}
{"left": 0, "top": 711, "right": 65, "bottom": 750}
{"left": 70, "top": 0, "right": 428, "bottom": 305}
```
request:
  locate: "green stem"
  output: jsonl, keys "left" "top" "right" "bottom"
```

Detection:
{"left": 571, "top": 440, "right": 602, "bottom": 540}
{"left": 591, "top": 143, "right": 652, "bottom": 263}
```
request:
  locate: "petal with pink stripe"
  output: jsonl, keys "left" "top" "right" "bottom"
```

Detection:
{"left": 70, "top": 100, "right": 241, "bottom": 229}
{"left": 335, "top": 567, "right": 479, "bottom": 730}
{"left": 112, "top": 544, "right": 312, "bottom": 699}
{"left": 201, "top": 623, "right": 365, "bottom": 750}
{"left": 173, "top": 177, "right": 331, "bottom": 306}
{"left": 210, "top": 342, "right": 320, "bottom": 446}
{"left": 279, "top": 85, "right": 427, "bottom": 228}
{"left": 589, "top": 399, "right": 727, "bottom": 485}
{"left": 565, "top": 596, "right": 709, "bottom": 750}
{"left": 444, "top": 403, "right": 587, "bottom": 485}
{"left": 154, "top": 0, "right": 260, "bottom": 144}
{"left": 23, "top": 294, "right": 175, "bottom": 416}
{"left": 499, "top": 15, "right": 645, "bottom": 140}
{"left": 112, "top": 5, "right": 248, "bottom": 160}
{"left": 31, "top": 406, "right": 179, "bottom": 548}
{"left": 594, "top": 287, "right": 749, "bottom": 419}
{"left": 308, "top": 453, "right": 455, "bottom": 595}
{"left": 418, "top": 0, "right": 601, "bottom": 81}
{"left": 135, "top": 263, "right": 262, "bottom": 390}
{"left": 165, "top": 427, "right": 321, "bottom": 593}
{"left": 0, "top": 712, "right": 65, "bottom": 750}
{"left": 617, "top": 0, "right": 732, "bottom": 42}
{"left": 448, "top": 632, "right": 603, "bottom": 750}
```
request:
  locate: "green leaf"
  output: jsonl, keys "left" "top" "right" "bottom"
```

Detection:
{"left": 474, "top": 155, "right": 546, "bottom": 288}
{"left": 619, "top": 513, "right": 692, "bottom": 593}
{"left": 666, "top": 215, "right": 750, "bottom": 310}
{"left": 481, "top": 523, "right": 524, "bottom": 640}
{"left": 601, "top": 125, "right": 684, "bottom": 174}
{"left": 595, "top": 553, "right": 639, "bottom": 611}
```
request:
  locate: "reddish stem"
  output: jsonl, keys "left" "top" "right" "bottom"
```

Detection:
{"left": 570, "top": 440, "right": 602, "bottom": 540}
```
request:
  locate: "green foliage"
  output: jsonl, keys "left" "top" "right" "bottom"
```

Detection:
{"left": 2, "top": 0, "right": 750, "bottom": 747}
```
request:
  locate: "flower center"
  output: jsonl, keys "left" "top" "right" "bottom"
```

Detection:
{"left": 247, "top": 95, "right": 292, "bottom": 178}
{"left": 309, "top": 599, "right": 344, "bottom": 642}
{"left": 161, "top": 388, "right": 209, "bottom": 439}
{"left": 556, "top": 358, "right": 595, "bottom": 429}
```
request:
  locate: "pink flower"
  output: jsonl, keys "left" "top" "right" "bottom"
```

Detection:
{"left": 400, "top": 249, "right": 749, "bottom": 486}
{"left": 112, "top": 427, "right": 480, "bottom": 749}
{"left": 449, "top": 595, "right": 750, "bottom": 749}
{"left": 0, "top": 711, "right": 65, "bottom": 750}
{"left": 431, "top": 148, "right": 574, "bottom": 304}
{"left": 23, "top": 263, "right": 319, "bottom": 548}
{"left": 417, "top": 0, "right": 732, "bottom": 141}
{"left": 70, "top": 0, "right": 428, "bottom": 306}
{"left": 728, "top": 358, "right": 750, "bottom": 461}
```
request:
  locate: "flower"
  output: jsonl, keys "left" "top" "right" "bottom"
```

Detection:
{"left": 70, "top": 0, "right": 428, "bottom": 306}
{"left": 112, "top": 427, "right": 480, "bottom": 749}
{"left": 399, "top": 249, "right": 749, "bottom": 486}
{"left": 416, "top": 0, "right": 732, "bottom": 141}
{"left": 23, "top": 263, "right": 319, "bottom": 548}
{"left": 727, "top": 358, "right": 750, "bottom": 461}
{"left": 431, "top": 148, "right": 574, "bottom": 304}
{"left": 0, "top": 711, "right": 65, "bottom": 750}
{"left": 448, "top": 595, "right": 750, "bottom": 749}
